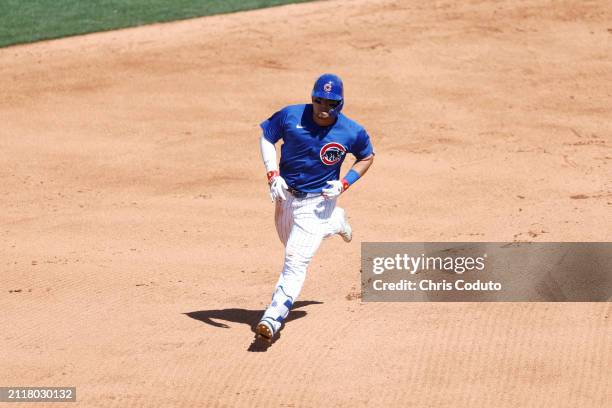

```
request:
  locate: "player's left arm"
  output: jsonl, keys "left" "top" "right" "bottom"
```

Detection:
{"left": 322, "top": 154, "right": 374, "bottom": 199}
{"left": 345, "top": 153, "right": 373, "bottom": 184}
{"left": 322, "top": 128, "right": 374, "bottom": 199}
{"left": 338, "top": 153, "right": 374, "bottom": 191}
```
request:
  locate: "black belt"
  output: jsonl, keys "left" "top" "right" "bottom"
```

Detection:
{"left": 287, "top": 186, "right": 308, "bottom": 198}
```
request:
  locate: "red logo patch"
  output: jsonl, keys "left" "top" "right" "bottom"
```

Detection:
{"left": 320, "top": 142, "right": 347, "bottom": 165}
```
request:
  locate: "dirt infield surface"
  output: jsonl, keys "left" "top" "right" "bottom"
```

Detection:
{"left": 1, "top": 0, "right": 611, "bottom": 406}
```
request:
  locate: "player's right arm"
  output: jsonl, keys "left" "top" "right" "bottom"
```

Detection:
{"left": 260, "top": 136, "right": 287, "bottom": 201}
{"left": 259, "top": 108, "right": 288, "bottom": 201}
{"left": 260, "top": 135, "right": 278, "bottom": 173}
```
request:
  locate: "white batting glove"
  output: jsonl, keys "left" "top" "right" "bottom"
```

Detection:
{"left": 322, "top": 180, "right": 344, "bottom": 199}
{"left": 267, "top": 171, "right": 288, "bottom": 201}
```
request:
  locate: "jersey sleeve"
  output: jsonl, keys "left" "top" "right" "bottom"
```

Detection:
{"left": 259, "top": 108, "right": 287, "bottom": 144}
{"left": 351, "top": 128, "right": 374, "bottom": 160}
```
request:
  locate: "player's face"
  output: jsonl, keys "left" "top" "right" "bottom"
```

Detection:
{"left": 312, "top": 97, "right": 340, "bottom": 121}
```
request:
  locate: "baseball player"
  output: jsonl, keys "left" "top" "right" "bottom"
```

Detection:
{"left": 255, "top": 73, "right": 375, "bottom": 342}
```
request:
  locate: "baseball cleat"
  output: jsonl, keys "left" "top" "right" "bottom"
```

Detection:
{"left": 338, "top": 209, "right": 352, "bottom": 243}
{"left": 255, "top": 320, "right": 274, "bottom": 342}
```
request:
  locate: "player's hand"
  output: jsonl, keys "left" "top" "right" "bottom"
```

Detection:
{"left": 268, "top": 173, "right": 288, "bottom": 201}
{"left": 322, "top": 180, "right": 344, "bottom": 199}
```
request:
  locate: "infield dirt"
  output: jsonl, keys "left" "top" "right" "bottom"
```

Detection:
{"left": 1, "top": 0, "right": 611, "bottom": 406}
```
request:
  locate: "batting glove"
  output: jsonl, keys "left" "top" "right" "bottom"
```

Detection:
{"left": 322, "top": 180, "right": 345, "bottom": 199}
{"left": 267, "top": 170, "right": 288, "bottom": 201}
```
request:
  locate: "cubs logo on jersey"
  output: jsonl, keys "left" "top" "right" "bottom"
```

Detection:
{"left": 320, "top": 142, "right": 346, "bottom": 165}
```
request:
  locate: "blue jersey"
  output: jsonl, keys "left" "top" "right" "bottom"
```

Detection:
{"left": 260, "top": 104, "right": 374, "bottom": 193}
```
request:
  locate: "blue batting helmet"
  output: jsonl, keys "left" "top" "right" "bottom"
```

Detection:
{"left": 312, "top": 73, "right": 344, "bottom": 117}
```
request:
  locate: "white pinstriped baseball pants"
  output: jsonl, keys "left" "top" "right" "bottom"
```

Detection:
{"left": 260, "top": 192, "right": 345, "bottom": 332}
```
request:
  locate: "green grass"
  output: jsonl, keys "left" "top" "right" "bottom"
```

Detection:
{"left": 0, "top": 0, "right": 316, "bottom": 48}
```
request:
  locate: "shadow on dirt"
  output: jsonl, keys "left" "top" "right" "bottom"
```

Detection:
{"left": 184, "top": 300, "right": 323, "bottom": 352}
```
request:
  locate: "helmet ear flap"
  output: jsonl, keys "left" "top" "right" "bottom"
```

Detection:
{"left": 328, "top": 99, "right": 344, "bottom": 118}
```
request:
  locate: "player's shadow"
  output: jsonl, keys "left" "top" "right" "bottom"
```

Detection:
{"left": 184, "top": 300, "right": 323, "bottom": 352}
